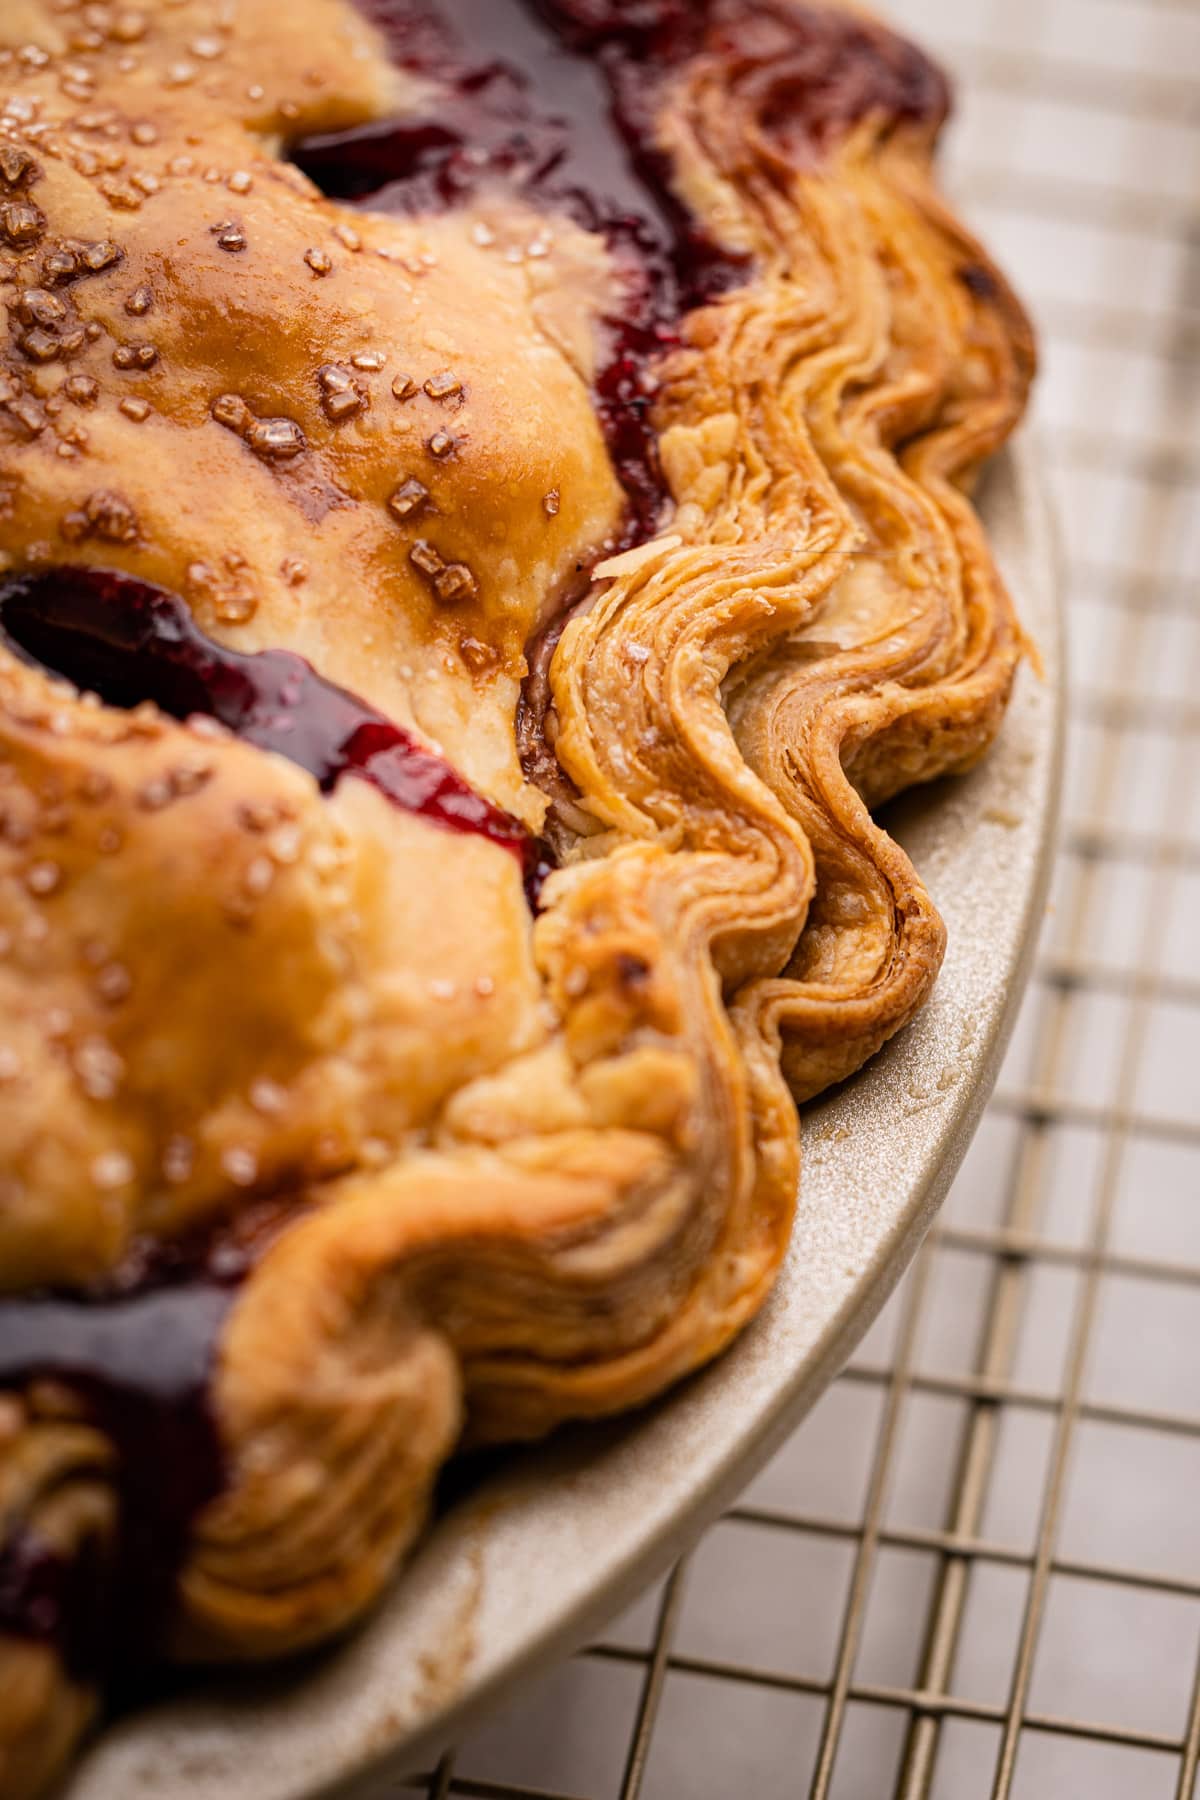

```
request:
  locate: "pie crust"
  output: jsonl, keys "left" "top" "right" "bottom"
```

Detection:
{"left": 0, "top": 3, "right": 1034, "bottom": 1792}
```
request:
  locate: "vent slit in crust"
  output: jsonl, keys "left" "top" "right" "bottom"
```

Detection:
{"left": 0, "top": 567, "right": 537, "bottom": 879}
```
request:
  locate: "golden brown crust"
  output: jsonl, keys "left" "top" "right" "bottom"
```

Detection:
{"left": 0, "top": 2, "right": 1034, "bottom": 1791}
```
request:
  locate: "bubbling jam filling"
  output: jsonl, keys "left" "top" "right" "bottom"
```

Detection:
{"left": 297, "top": 0, "right": 752, "bottom": 537}
{"left": 0, "top": 567, "right": 536, "bottom": 881}
{"left": 0, "top": 1530, "right": 107, "bottom": 1674}
{"left": 297, "top": 0, "right": 947, "bottom": 537}
{"left": 0, "top": 1289, "right": 230, "bottom": 1675}
{"left": 0, "top": 1202, "right": 292, "bottom": 1675}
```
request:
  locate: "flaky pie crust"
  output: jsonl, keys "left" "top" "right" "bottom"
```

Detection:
{"left": 0, "top": 2, "right": 1034, "bottom": 1793}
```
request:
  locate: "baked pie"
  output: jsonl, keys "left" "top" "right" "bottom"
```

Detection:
{"left": 0, "top": 0, "right": 1034, "bottom": 1791}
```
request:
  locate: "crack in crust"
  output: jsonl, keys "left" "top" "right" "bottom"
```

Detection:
{"left": 0, "top": 2, "right": 1033, "bottom": 1792}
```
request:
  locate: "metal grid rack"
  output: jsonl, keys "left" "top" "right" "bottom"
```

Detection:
{"left": 401, "top": 0, "right": 1200, "bottom": 1792}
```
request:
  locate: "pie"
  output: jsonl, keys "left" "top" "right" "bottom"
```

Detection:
{"left": 0, "top": 1, "right": 1035, "bottom": 1792}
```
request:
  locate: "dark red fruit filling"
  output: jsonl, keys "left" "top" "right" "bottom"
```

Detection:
{"left": 295, "top": 0, "right": 753, "bottom": 539}
{"left": 0, "top": 566, "right": 536, "bottom": 880}
{"left": 0, "top": 1206, "right": 299, "bottom": 1675}
{"left": 0, "top": 1287, "right": 231, "bottom": 1675}
{"left": 0, "top": 1531, "right": 112, "bottom": 1682}
{"left": 297, "top": 0, "right": 946, "bottom": 540}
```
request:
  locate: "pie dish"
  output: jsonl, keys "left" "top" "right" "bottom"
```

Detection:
{"left": 0, "top": 2, "right": 1035, "bottom": 1795}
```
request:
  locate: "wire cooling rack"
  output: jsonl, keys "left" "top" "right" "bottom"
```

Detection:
{"left": 398, "top": 0, "right": 1200, "bottom": 1793}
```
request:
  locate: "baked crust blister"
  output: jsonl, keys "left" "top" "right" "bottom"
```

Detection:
{"left": 0, "top": 2, "right": 1034, "bottom": 1792}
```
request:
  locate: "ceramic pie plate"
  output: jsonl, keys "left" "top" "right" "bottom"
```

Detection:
{"left": 62, "top": 434, "right": 1062, "bottom": 1800}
